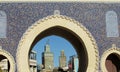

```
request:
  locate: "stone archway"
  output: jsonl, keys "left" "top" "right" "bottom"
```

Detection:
{"left": 0, "top": 47, "right": 15, "bottom": 72}
{"left": 16, "top": 15, "right": 99, "bottom": 72}
{"left": 101, "top": 44, "right": 120, "bottom": 72}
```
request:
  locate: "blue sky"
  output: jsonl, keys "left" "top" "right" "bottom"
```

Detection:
{"left": 32, "top": 35, "right": 77, "bottom": 67}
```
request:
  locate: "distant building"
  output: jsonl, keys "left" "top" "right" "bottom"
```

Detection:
{"left": 68, "top": 55, "right": 79, "bottom": 72}
{"left": 29, "top": 50, "right": 37, "bottom": 72}
{"left": 38, "top": 64, "right": 44, "bottom": 71}
{"left": 42, "top": 40, "right": 54, "bottom": 72}
{"left": 0, "top": 59, "right": 9, "bottom": 72}
{"left": 59, "top": 50, "right": 67, "bottom": 68}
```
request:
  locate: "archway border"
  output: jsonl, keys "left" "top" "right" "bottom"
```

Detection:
{"left": 101, "top": 44, "right": 120, "bottom": 72}
{"left": 0, "top": 46, "right": 15, "bottom": 72}
{"left": 16, "top": 15, "right": 99, "bottom": 72}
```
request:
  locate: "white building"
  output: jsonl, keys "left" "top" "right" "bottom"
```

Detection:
{"left": 29, "top": 50, "right": 37, "bottom": 72}
{"left": 0, "top": 59, "right": 8, "bottom": 72}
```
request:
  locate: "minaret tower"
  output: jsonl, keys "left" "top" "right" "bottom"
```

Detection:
{"left": 59, "top": 50, "right": 67, "bottom": 67}
{"left": 42, "top": 39, "right": 54, "bottom": 71}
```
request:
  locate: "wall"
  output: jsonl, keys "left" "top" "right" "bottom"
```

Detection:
{"left": 0, "top": 2, "right": 120, "bottom": 72}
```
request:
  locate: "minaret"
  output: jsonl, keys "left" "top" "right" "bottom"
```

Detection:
{"left": 42, "top": 39, "right": 54, "bottom": 71}
{"left": 59, "top": 50, "right": 67, "bottom": 68}
{"left": 44, "top": 39, "right": 50, "bottom": 52}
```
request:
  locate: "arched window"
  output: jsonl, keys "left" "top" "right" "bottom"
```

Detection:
{"left": 0, "top": 11, "right": 7, "bottom": 38}
{"left": 106, "top": 11, "right": 119, "bottom": 37}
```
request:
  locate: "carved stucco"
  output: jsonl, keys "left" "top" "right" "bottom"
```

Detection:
{"left": 16, "top": 15, "right": 99, "bottom": 72}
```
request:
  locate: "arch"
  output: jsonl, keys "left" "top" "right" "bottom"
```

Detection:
{"left": 0, "top": 10, "right": 7, "bottom": 38}
{"left": 0, "top": 47, "right": 15, "bottom": 72}
{"left": 101, "top": 44, "right": 120, "bottom": 72}
{"left": 106, "top": 11, "right": 119, "bottom": 37}
{"left": 16, "top": 15, "right": 99, "bottom": 72}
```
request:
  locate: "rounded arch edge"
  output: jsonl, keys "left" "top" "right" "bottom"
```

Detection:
{"left": 16, "top": 15, "right": 99, "bottom": 72}
{"left": 0, "top": 48, "right": 15, "bottom": 72}
{"left": 101, "top": 44, "right": 120, "bottom": 72}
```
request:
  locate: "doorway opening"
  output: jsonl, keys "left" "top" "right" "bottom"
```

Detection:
{"left": 105, "top": 53, "right": 120, "bottom": 72}
{"left": 16, "top": 15, "right": 98, "bottom": 72}
{"left": 29, "top": 26, "right": 87, "bottom": 72}
{"left": 29, "top": 35, "right": 78, "bottom": 72}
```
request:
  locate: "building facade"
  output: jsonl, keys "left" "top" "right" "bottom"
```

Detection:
{"left": 29, "top": 51, "right": 37, "bottom": 72}
{"left": 42, "top": 41, "right": 54, "bottom": 72}
{"left": 0, "top": 59, "right": 9, "bottom": 72}
{"left": 59, "top": 50, "right": 67, "bottom": 68}
{"left": 68, "top": 55, "right": 79, "bottom": 72}
{"left": 0, "top": 1, "right": 120, "bottom": 72}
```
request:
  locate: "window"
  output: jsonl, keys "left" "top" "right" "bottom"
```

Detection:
{"left": 0, "top": 11, "right": 7, "bottom": 38}
{"left": 106, "top": 11, "right": 119, "bottom": 37}
{"left": 30, "top": 51, "right": 36, "bottom": 60}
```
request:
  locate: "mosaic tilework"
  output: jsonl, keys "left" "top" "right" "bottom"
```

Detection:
{"left": 0, "top": 3, "right": 120, "bottom": 70}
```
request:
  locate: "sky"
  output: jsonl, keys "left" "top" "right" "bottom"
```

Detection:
{"left": 32, "top": 35, "right": 77, "bottom": 67}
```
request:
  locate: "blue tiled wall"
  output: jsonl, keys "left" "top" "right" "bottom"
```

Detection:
{"left": 0, "top": 3, "right": 120, "bottom": 71}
